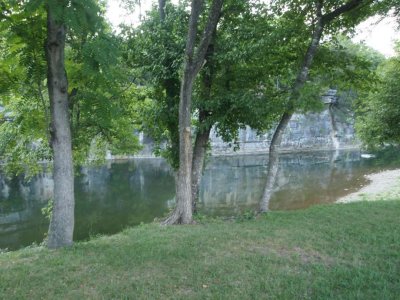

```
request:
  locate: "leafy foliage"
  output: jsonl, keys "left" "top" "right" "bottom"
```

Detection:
{"left": 123, "top": 1, "right": 294, "bottom": 166}
{"left": 356, "top": 44, "right": 400, "bottom": 148}
{"left": 0, "top": 0, "right": 141, "bottom": 175}
{"left": 0, "top": 3, "right": 50, "bottom": 176}
{"left": 1, "top": 0, "right": 398, "bottom": 176}
{"left": 121, "top": 2, "right": 188, "bottom": 169}
{"left": 121, "top": 0, "right": 390, "bottom": 169}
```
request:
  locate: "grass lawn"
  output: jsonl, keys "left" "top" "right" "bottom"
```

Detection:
{"left": 1, "top": 200, "right": 399, "bottom": 299}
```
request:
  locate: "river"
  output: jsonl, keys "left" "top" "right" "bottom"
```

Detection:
{"left": 1, "top": 148, "right": 400, "bottom": 250}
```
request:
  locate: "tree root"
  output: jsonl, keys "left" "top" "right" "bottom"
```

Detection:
{"left": 161, "top": 208, "right": 182, "bottom": 225}
{"left": 161, "top": 207, "right": 196, "bottom": 225}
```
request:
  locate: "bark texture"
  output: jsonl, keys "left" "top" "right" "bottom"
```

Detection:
{"left": 163, "top": 0, "right": 223, "bottom": 224}
{"left": 191, "top": 118, "right": 211, "bottom": 212}
{"left": 259, "top": 112, "right": 292, "bottom": 212}
{"left": 260, "top": 3, "right": 324, "bottom": 213}
{"left": 46, "top": 8, "right": 75, "bottom": 248}
{"left": 158, "top": 0, "right": 166, "bottom": 21}
{"left": 260, "top": 0, "right": 367, "bottom": 212}
{"left": 191, "top": 34, "right": 215, "bottom": 213}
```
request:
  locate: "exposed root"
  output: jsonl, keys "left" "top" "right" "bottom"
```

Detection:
{"left": 161, "top": 208, "right": 182, "bottom": 225}
{"left": 161, "top": 207, "right": 196, "bottom": 225}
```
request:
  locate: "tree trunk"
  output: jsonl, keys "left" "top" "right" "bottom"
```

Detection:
{"left": 259, "top": 112, "right": 291, "bottom": 212}
{"left": 163, "top": 74, "right": 195, "bottom": 225}
{"left": 46, "top": 8, "right": 75, "bottom": 248}
{"left": 177, "top": 73, "right": 196, "bottom": 223}
{"left": 191, "top": 32, "right": 215, "bottom": 213}
{"left": 259, "top": 3, "right": 324, "bottom": 213}
{"left": 191, "top": 123, "right": 211, "bottom": 212}
{"left": 158, "top": 0, "right": 166, "bottom": 21}
{"left": 259, "top": 0, "right": 367, "bottom": 212}
{"left": 164, "top": 0, "right": 202, "bottom": 225}
{"left": 163, "top": 0, "right": 223, "bottom": 225}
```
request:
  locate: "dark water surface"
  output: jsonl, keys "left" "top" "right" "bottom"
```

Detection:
{"left": 1, "top": 149, "right": 400, "bottom": 250}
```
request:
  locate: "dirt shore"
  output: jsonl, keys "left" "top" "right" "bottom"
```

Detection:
{"left": 337, "top": 169, "right": 400, "bottom": 203}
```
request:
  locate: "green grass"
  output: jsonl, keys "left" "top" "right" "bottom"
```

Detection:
{"left": 1, "top": 200, "right": 399, "bottom": 299}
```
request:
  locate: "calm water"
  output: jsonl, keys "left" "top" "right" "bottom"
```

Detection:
{"left": 1, "top": 149, "right": 400, "bottom": 250}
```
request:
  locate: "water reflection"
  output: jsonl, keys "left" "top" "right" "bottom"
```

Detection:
{"left": 1, "top": 149, "right": 400, "bottom": 250}
{"left": 0, "top": 158, "right": 175, "bottom": 250}
{"left": 74, "top": 159, "right": 175, "bottom": 241}
{"left": 199, "top": 149, "right": 400, "bottom": 214}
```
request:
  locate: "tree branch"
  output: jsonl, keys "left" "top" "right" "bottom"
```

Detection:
{"left": 292, "top": 1, "right": 324, "bottom": 94}
{"left": 184, "top": 0, "right": 203, "bottom": 68}
{"left": 158, "top": 0, "right": 166, "bottom": 21}
{"left": 192, "top": 0, "right": 223, "bottom": 75}
{"left": 322, "top": 0, "right": 372, "bottom": 25}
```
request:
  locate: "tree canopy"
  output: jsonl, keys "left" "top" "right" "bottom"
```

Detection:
{"left": 356, "top": 44, "right": 400, "bottom": 148}
{"left": 0, "top": 0, "right": 141, "bottom": 177}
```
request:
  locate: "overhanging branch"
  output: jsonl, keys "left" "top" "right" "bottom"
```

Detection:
{"left": 322, "top": 0, "right": 373, "bottom": 25}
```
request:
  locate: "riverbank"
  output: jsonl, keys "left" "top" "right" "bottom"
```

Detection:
{"left": 1, "top": 200, "right": 399, "bottom": 299}
{"left": 337, "top": 168, "right": 400, "bottom": 203}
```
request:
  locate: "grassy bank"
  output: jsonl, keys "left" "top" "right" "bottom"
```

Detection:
{"left": 1, "top": 200, "right": 399, "bottom": 299}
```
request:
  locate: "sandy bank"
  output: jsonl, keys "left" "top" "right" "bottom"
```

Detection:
{"left": 337, "top": 169, "right": 400, "bottom": 203}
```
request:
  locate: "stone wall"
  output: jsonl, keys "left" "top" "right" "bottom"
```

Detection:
{"left": 210, "top": 107, "right": 358, "bottom": 155}
{"left": 135, "top": 90, "right": 359, "bottom": 157}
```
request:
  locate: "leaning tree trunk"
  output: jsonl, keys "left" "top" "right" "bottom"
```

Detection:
{"left": 191, "top": 123, "right": 212, "bottom": 212}
{"left": 259, "top": 112, "right": 292, "bottom": 212}
{"left": 259, "top": 3, "right": 324, "bottom": 213}
{"left": 46, "top": 8, "right": 75, "bottom": 248}
{"left": 259, "top": 0, "right": 368, "bottom": 212}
